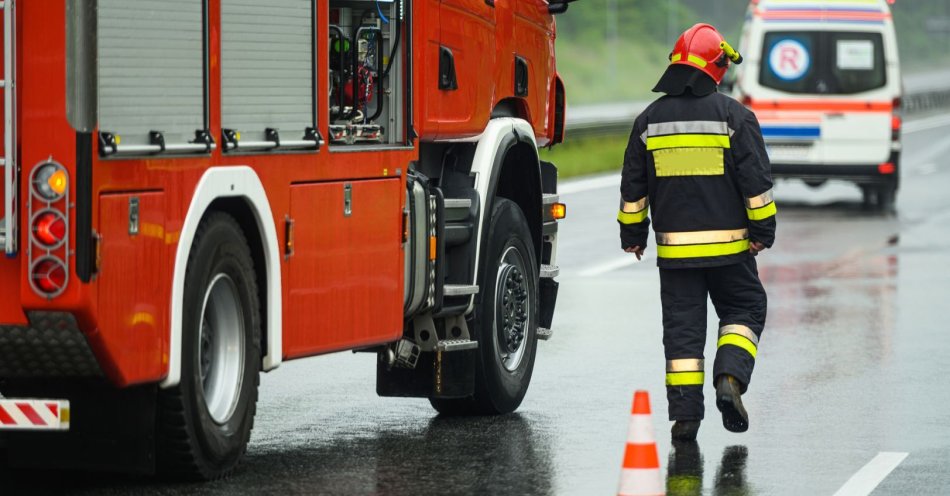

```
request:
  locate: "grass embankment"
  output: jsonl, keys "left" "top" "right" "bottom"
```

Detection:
{"left": 539, "top": 133, "right": 630, "bottom": 180}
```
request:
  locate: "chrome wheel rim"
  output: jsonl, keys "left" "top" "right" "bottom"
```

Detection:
{"left": 198, "top": 273, "right": 245, "bottom": 424}
{"left": 494, "top": 245, "right": 530, "bottom": 372}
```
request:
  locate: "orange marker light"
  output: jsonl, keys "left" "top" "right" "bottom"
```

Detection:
{"left": 551, "top": 202, "right": 567, "bottom": 220}
{"left": 429, "top": 235, "right": 437, "bottom": 261}
{"left": 47, "top": 169, "right": 68, "bottom": 196}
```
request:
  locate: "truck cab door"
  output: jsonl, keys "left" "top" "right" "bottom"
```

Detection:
{"left": 436, "top": 0, "right": 496, "bottom": 138}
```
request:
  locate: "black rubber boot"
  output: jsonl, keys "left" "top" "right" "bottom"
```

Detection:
{"left": 716, "top": 375, "right": 749, "bottom": 433}
{"left": 671, "top": 420, "right": 701, "bottom": 441}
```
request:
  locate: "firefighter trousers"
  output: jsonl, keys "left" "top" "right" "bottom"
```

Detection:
{"left": 660, "top": 257, "right": 767, "bottom": 421}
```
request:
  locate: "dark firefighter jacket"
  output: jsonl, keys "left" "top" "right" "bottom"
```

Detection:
{"left": 618, "top": 91, "right": 777, "bottom": 269}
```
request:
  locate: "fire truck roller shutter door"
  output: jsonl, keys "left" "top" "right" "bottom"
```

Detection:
{"left": 163, "top": 167, "right": 283, "bottom": 389}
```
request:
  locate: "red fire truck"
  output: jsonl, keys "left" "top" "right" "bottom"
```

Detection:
{"left": 0, "top": 0, "right": 571, "bottom": 478}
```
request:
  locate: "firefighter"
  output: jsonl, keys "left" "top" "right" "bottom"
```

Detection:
{"left": 618, "top": 23, "right": 776, "bottom": 441}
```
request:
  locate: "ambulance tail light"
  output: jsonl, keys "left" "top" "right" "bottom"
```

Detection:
{"left": 878, "top": 162, "right": 896, "bottom": 175}
{"left": 891, "top": 114, "right": 901, "bottom": 142}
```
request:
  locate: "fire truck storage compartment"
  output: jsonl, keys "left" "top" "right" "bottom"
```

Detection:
{"left": 97, "top": 0, "right": 206, "bottom": 153}
{"left": 221, "top": 0, "right": 318, "bottom": 151}
{"left": 328, "top": 0, "right": 405, "bottom": 146}
{"left": 284, "top": 178, "right": 404, "bottom": 359}
{"left": 97, "top": 192, "right": 168, "bottom": 386}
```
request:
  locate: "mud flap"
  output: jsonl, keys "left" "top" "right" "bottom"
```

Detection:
{"left": 0, "top": 383, "right": 157, "bottom": 474}
{"left": 376, "top": 347, "right": 476, "bottom": 399}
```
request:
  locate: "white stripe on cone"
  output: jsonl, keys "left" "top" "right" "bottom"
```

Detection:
{"left": 618, "top": 468, "right": 664, "bottom": 496}
{"left": 626, "top": 414, "right": 656, "bottom": 444}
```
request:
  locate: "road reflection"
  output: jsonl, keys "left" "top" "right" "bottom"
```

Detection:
{"left": 667, "top": 442, "right": 753, "bottom": 496}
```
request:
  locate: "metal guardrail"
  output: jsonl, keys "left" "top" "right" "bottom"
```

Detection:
{"left": 564, "top": 71, "right": 950, "bottom": 138}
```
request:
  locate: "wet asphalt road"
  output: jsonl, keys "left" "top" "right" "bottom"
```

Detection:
{"left": 7, "top": 113, "right": 950, "bottom": 495}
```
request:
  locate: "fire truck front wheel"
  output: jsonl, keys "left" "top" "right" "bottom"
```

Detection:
{"left": 431, "top": 198, "right": 539, "bottom": 415}
{"left": 158, "top": 212, "right": 262, "bottom": 480}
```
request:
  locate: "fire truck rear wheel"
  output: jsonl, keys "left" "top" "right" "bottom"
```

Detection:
{"left": 431, "top": 198, "right": 538, "bottom": 415}
{"left": 157, "top": 212, "right": 262, "bottom": 480}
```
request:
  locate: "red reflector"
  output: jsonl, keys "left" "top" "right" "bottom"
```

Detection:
{"left": 891, "top": 115, "right": 901, "bottom": 131}
{"left": 32, "top": 258, "right": 67, "bottom": 295}
{"left": 878, "top": 162, "right": 895, "bottom": 174}
{"left": 32, "top": 211, "right": 66, "bottom": 247}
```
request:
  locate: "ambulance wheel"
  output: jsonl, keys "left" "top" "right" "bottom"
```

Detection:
{"left": 157, "top": 212, "right": 261, "bottom": 480}
{"left": 431, "top": 198, "right": 538, "bottom": 415}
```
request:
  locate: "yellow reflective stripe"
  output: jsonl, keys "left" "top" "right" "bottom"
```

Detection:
{"left": 746, "top": 202, "right": 777, "bottom": 221}
{"left": 646, "top": 134, "right": 731, "bottom": 150}
{"left": 617, "top": 207, "right": 648, "bottom": 224}
{"left": 657, "top": 239, "right": 749, "bottom": 259}
{"left": 745, "top": 189, "right": 774, "bottom": 209}
{"left": 656, "top": 229, "right": 748, "bottom": 246}
{"left": 717, "top": 333, "right": 758, "bottom": 358}
{"left": 653, "top": 147, "right": 724, "bottom": 176}
{"left": 621, "top": 196, "right": 648, "bottom": 213}
{"left": 671, "top": 53, "right": 683, "bottom": 63}
{"left": 666, "top": 371, "right": 705, "bottom": 386}
{"left": 687, "top": 54, "right": 708, "bottom": 68}
{"left": 667, "top": 358, "right": 704, "bottom": 372}
{"left": 668, "top": 475, "right": 703, "bottom": 493}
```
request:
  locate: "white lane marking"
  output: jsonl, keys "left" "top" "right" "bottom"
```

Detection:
{"left": 915, "top": 162, "right": 937, "bottom": 175}
{"left": 578, "top": 253, "right": 651, "bottom": 277}
{"left": 560, "top": 174, "right": 620, "bottom": 195}
{"left": 903, "top": 113, "right": 950, "bottom": 134}
{"left": 832, "top": 451, "right": 908, "bottom": 496}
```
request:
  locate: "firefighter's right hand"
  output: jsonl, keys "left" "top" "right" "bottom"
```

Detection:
{"left": 749, "top": 241, "right": 766, "bottom": 256}
{"left": 625, "top": 245, "right": 644, "bottom": 260}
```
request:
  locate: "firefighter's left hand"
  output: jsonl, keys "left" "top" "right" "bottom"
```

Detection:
{"left": 625, "top": 245, "right": 645, "bottom": 260}
{"left": 749, "top": 241, "right": 766, "bottom": 256}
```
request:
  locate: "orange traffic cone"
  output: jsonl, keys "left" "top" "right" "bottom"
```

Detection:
{"left": 618, "top": 390, "right": 664, "bottom": 496}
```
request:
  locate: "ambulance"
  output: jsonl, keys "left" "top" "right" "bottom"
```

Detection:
{"left": 732, "top": 0, "right": 902, "bottom": 210}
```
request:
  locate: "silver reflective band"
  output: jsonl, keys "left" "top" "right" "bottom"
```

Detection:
{"left": 647, "top": 120, "right": 731, "bottom": 137}
{"left": 745, "top": 189, "right": 774, "bottom": 209}
{"left": 667, "top": 358, "right": 704, "bottom": 372}
{"left": 719, "top": 324, "right": 759, "bottom": 347}
{"left": 621, "top": 196, "right": 648, "bottom": 213}
{"left": 656, "top": 228, "right": 749, "bottom": 246}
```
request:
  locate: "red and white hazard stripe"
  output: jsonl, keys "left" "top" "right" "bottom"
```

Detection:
{"left": 0, "top": 399, "right": 70, "bottom": 431}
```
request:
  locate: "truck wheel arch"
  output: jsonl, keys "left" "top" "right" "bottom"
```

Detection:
{"left": 472, "top": 119, "right": 542, "bottom": 292}
{"left": 162, "top": 166, "right": 283, "bottom": 389}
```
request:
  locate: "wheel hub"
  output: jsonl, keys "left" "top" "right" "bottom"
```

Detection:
{"left": 494, "top": 246, "right": 530, "bottom": 372}
{"left": 197, "top": 274, "right": 246, "bottom": 425}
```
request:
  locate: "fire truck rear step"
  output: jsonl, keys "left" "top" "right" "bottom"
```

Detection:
{"left": 443, "top": 284, "right": 479, "bottom": 297}
{"left": 0, "top": 398, "right": 70, "bottom": 431}
{"left": 436, "top": 339, "right": 477, "bottom": 352}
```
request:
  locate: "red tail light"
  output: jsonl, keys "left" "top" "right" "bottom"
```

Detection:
{"left": 891, "top": 114, "right": 901, "bottom": 141}
{"left": 31, "top": 257, "right": 67, "bottom": 296}
{"left": 32, "top": 211, "right": 66, "bottom": 247}
{"left": 878, "top": 162, "right": 896, "bottom": 174}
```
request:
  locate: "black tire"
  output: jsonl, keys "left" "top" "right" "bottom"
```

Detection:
{"left": 431, "top": 198, "right": 539, "bottom": 415}
{"left": 861, "top": 184, "right": 897, "bottom": 213}
{"left": 157, "top": 212, "right": 261, "bottom": 480}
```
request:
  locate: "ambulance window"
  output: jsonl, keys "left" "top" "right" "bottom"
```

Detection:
{"left": 221, "top": 0, "right": 319, "bottom": 152}
{"left": 830, "top": 33, "right": 886, "bottom": 94}
{"left": 760, "top": 31, "right": 886, "bottom": 95}
{"left": 98, "top": 0, "right": 207, "bottom": 154}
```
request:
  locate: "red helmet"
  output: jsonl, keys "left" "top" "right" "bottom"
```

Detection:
{"left": 669, "top": 23, "right": 742, "bottom": 84}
